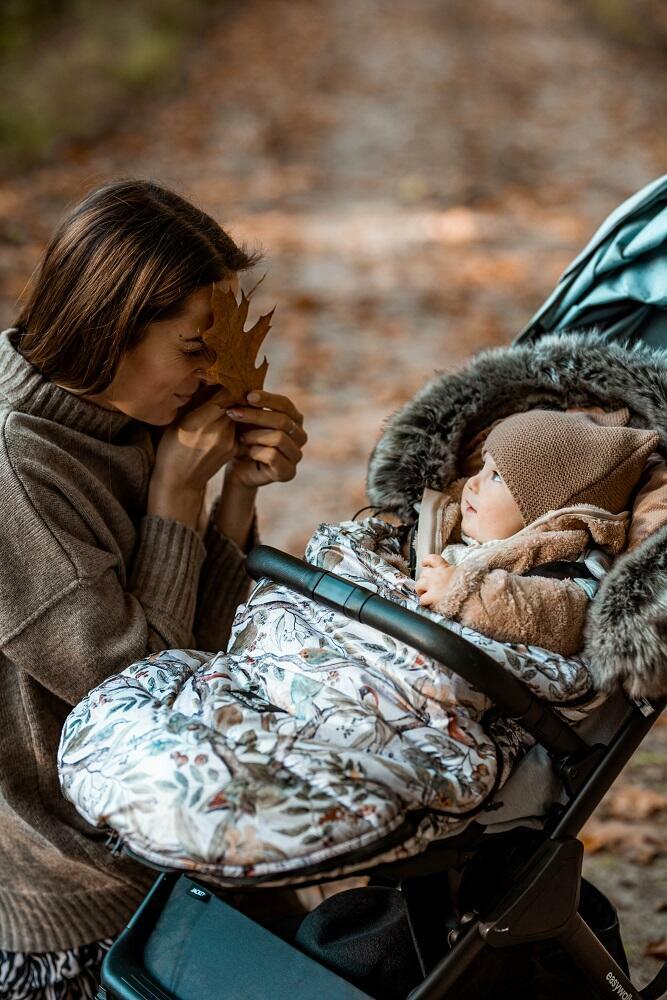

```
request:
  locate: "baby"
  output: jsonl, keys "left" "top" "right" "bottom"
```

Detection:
{"left": 413, "top": 409, "right": 658, "bottom": 656}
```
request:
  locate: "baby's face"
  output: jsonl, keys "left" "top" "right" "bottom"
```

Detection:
{"left": 460, "top": 453, "right": 524, "bottom": 542}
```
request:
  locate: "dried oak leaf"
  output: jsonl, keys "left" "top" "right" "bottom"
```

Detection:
{"left": 200, "top": 284, "right": 274, "bottom": 405}
{"left": 580, "top": 817, "right": 665, "bottom": 864}
{"left": 604, "top": 784, "right": 667, "bottom": 821}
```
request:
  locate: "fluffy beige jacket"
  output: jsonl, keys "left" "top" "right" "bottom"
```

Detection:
{"left": 412, "top": 483, "right": 629, "bottom": 657}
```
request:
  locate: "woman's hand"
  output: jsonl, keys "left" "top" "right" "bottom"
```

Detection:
{"left": 415, "top": 554, "right": 457, "bottom": 608}
{"left": 223, "top": 389, "right": 307, "bottom": 489}
{"left": 152, "top": 386, "right": 239, "bottom": 494}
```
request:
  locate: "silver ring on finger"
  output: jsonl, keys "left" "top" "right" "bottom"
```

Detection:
{"left": 286, "top": 419, "right": 297, "bottom": 438}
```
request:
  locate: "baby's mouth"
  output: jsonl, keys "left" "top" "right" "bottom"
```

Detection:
{"left": 464, "top": 499, "right": 476, "bottom": 513}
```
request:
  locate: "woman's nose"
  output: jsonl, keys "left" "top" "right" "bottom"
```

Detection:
{"left": 195, "top": 345, "right": 217, "bottom": 380}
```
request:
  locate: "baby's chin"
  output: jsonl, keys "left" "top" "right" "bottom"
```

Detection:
{"left": 460, "top": 509, "right": 482, "bottom": 542}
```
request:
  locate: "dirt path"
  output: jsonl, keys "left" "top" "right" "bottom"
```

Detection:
{"left": 1, "top": 0, "right": 665, "bottom": 983}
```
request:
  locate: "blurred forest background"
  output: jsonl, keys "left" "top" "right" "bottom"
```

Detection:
{"left": 0, "top": 0, "right": 665, "bottom": 984}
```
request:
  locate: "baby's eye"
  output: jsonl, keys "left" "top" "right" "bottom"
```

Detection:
{"left": 492, "top": 470, "right": 503, "bottom": 482}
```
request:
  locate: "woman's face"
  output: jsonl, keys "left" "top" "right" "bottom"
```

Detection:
{"left": 61, "top": 274, "right": 239, "bottom": 425}
{"left": 460, "top": 452, "right": 524, "bottom": 542}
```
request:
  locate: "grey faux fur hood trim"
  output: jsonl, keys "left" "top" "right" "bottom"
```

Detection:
{"left": 366, "top": 330, "right": 667, "bottom": 701}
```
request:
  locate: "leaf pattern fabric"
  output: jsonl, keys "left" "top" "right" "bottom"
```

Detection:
{"left": 58, "top": 518, "right": 605, "bottom": 886}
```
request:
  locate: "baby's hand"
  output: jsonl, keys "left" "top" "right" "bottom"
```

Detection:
{"left": 415, "top": 553, "right": 456, "bottom": 608}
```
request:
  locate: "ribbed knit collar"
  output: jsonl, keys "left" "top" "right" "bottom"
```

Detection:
{"left": 442, "top": 532, "right": 505, "bottom": 566}
{"left": 0, "top": 328, "right": 136, "bottom": 441}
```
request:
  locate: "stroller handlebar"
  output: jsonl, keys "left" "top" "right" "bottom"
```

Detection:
{"left": 245, "top": 545, "right": 588, "bottom": 757}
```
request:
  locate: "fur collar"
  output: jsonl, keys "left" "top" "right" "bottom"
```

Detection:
{"left": 367, "top": 331, "right": 667, "bottom": 700}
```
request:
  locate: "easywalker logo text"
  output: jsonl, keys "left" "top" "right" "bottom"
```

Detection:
{"left": 607, "top": 972, "right": 633, "bottom": 999}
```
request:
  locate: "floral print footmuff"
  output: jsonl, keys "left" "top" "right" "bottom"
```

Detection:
{"left": 58, "top": 515, "right": 603, "bottom": 887}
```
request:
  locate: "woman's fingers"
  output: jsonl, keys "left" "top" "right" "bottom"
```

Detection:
{"left": 225, "top": 389, "right": 306, "bottom": 439}
{"left": 240, "top": 428, "right": 303, "bottom": 464}
{"left": 227, "top": 405, "right": 307, "bottom": 447}
{"left": 177, "top": 387, "right": 237, "bottom": 430}
{"left": 245, "top": 445, "right": 297, "bottom": 482}
{"left": 245, "top": 389, "right": 304, "bottom": 426}
{"left": 217, "top": 390, "right": 307, "bottom": 490}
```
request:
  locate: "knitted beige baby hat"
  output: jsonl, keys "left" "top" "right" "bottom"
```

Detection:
{"left": 484, "top": 409, "right": 660, "bottom": 526}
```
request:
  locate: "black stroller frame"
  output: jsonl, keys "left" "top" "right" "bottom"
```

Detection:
{"left": 97, "top": 544, "right": 667, "bottom": 1000}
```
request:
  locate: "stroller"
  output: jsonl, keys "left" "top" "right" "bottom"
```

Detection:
{"left": 66, "top": 176, "right": 667, "bottom": 1000}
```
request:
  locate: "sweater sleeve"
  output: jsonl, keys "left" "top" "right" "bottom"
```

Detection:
{"left": 192, "top": 507, "right": 260, "bottom": 653}
{"left": 436, "top": 570, "right": 590, "bottom": 657}
{"left": 0, "top": 512, "right": 208, "bottom": 706}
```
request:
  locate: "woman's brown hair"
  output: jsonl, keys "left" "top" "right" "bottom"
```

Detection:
{"left": 14, "top": 178, "right": 261, "bottom": 393}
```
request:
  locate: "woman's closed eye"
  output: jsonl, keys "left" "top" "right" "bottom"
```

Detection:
{"left": 182, "top": 344, "right": 216, "bottom": 362}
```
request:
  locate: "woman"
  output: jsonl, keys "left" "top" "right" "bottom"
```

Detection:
{"left": 0, "top": 179, "right": 307, "bottom": 998}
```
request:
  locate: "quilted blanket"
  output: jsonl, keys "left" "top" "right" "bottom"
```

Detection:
{"left": 58, "top": 517, "right": 604, "bottom": 886}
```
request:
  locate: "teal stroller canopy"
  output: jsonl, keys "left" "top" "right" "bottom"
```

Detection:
{"left": 517, "top": 173, "right": 667, "bottom": 350}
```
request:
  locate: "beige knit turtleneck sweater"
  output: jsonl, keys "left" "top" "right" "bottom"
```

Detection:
{"left": 0, "top": 327, "right": 257, "bottom": 952}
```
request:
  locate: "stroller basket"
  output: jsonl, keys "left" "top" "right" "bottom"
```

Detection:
{"left": 97, "top": 869, "right": 370, "bottom": 1000}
